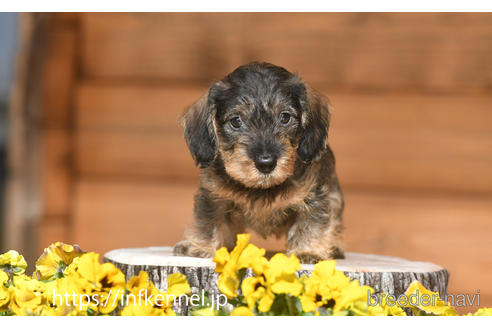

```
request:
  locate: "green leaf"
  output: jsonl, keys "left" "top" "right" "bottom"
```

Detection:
{"left": 12, "top": 267, "right": 23, "bottom": 274}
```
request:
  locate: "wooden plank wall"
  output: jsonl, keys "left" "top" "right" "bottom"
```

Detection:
{"left": 37, "top": 14, "right": 78, "bottom": 249}
{"left": 38, "top": 13, "right": 492, "bottom": 313}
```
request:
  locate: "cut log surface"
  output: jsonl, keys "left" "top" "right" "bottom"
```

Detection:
{"left": 104, "top": 247, "right": 449, "bottom": 315}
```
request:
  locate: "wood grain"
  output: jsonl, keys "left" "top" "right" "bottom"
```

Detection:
{"left": 105, "top": 247, "right": 449, "bottom": 316}
{"left": 81, "top": 13, "right": 492, "bottom": 92}
{"left": 75, "top": 84, "right": 492, "bottom": 193}
{"left": 41, "top": 128, "right": 72, "bottom": 217}
{"left": 76, "top": 83, "right": 203, "bottom": 132}
{"left": 39, "top": 17, "right": 78, "bottom": 223}
{"left": 40, "top": 25, "right": 77, "bottom": 127}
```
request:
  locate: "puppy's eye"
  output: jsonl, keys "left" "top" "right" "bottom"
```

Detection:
{"left": 230, "top": 116, "right": 242, "bottom": 129}
{"left": 280, "top": 112, "right": 292, "bottom": 125}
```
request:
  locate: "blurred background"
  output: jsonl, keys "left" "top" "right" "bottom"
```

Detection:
{"left": 0, "top": 13, "right": 491, "bottom": 313}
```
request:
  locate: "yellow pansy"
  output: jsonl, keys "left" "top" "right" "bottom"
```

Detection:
{"left": 165, "top": 272, "right": 191, "bottom": 303}
{"left": 334, "top": 280, "right": 371, "bottom": 312}
{"left": 228, "top": 234, "right": 251, "bottom": 263}
{"left": 468, "top": 308, "right": 492, "bottom": 316}
{"left": 64, "top": 257, "right": 80, "bottom": 276}
{"left": 40, "top": 303, "right": 80, "bottom": 316}
{"left": 217, "top": 271, "right": 240, "bottom": 298}
{"left": 73, "top": 252, "right": 126, "bottom": 314}
{"left": 378, "top": 293, "right": 407, "bottom": 316}
{"left": 126, "top": 270, "right": 151, "bottom": 294}
{"left": 0, "top": 287, "right": 9, "bottom": 310}
{"left": 35, "top": 242, "right": 84, "bottom": 280}
{"left": 339, "top": 284, "right": 389, "bottom": 316}
{"left": 0, "top": 270, "right": 8, "bottom": 284}
{"left": 0, "top": 271, "right": 10, "bottom": 310}
{"left": 237, "top": 244, "right": 269, "bottom": 275}
{"left": 45, "top": 274, "right": 90, "bottom": 315}
{"left": 299, "top": 260, "right": 350, "bottom": 313}
{"left": 191, "top": 306, "right": 218, "bottom": 316}
{"left": 240, "top": 253, "right": 301, "bottom": 313}
{"left": 265, "top": 253, "right": 303, "bottom": 297}
{"left": 120, "top": 302, "right": 165, "bottom": 316}
{"left": 0, "top": 250, "right": 28, "bottom": 276}
{"left": 214, "top": 234, "right": 262, "bottom": 298}
{"left": 122, "top": 270, "right": 189, "bottom": 316}
{"left": 314, "top": 260, "right": 351, "bottom": 299}
{"left": 8, "top": 275, "right": 47, "bottom": 315}
{"left": 124, "top": 271, "right": 159, "bottom": 311}
{"left": 404, "top": 281, "right": 457, "bottom": 316}
{"left": 9, "top": 288, "right": 44, "bottom": 315}
{"left": 40, "top": 278, "right": 82, "bottom": 316}
{"left": 241, "top": 275, "right": 274, "bottom": 312}
{"left": 213, "top": 247, "right": 230, "bottom": 273}
{"left": 231, "top": 306, "right": 255, "bottom": 316}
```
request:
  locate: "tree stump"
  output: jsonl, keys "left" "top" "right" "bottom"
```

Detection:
{"left": 104, "top": 247, "right": 449, "bottom": 315}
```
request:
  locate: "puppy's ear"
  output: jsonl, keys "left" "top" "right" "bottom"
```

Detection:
{"left": 297, "top": 85, "right": 331, "bottom": 163}
{"left": 181, "top": 83, "right": 224, "bottom": 168}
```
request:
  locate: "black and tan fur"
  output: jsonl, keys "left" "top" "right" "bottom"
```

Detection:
{"left": 173, "top": 62, "right": 344, "bottom": 263}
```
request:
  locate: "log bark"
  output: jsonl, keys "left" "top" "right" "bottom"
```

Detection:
{"left": 104, "top": 247, "right": 449, "bottom": 315}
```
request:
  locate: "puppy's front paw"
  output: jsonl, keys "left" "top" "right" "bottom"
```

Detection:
{"left": 290, "top": 247, "right": 345, "bottom": 264}
{"left": 173, "top": 240, "right": 215, "bottom": 258}
{"left": 330, "top": 247, "right": 345, "bottom": 260}
{"left": 293, "top": 252, "right": 324, "bottom": 264}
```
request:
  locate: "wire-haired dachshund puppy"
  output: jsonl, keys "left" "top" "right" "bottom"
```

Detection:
{"left": 173, "top": 62, "right": 344, "bottom": 263}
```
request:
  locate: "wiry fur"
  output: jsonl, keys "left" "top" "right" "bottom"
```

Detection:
{"left": 173, "top": 62, "right": 345, "bottom": 263}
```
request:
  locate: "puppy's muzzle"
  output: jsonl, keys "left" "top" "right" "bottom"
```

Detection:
{"left": 255, "top": 153, "right": 277, "bottom": 174}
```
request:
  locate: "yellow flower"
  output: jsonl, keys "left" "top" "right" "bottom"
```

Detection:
{"left": 120, "top": 302, "right": 165, "bottom": 316}
{"left": 231, "top": 306, "right": 255, "bottom": 316}
{"left": 0, "top": 270, "right": 8, "bottom": 284}
{"left": 124, "top": 271, "right": 161, "bottom": 311}
{"left": 214, "top": 234, "right": 266, "bottom": 298}
{"left": 9, "top": 275, "right": 47, "bottom": 315}
{"left": 41, "top": 278, "right": 81, "bottom": 316}
{"left": 239, "top": 253, "right": 302, "bottom": 313}
{"left": 299, "top": 260, "right": 404, "bottom": 316}
{"left": 377, "top": 293, "right": 407, "bottom": 316}
{"left": 0, "top": 250, "right": 27, "bottom": 276}
{"left": 121, "top": 271, "right": 190, "bottom": 316}
{"left": 335, "top": 280, "right": 372, "bottom": 313}
{"left": 265, "top": 253, "right": 303, "bottom": 297}
{"left": 336, "top": 282, "right": 391, "bottom": 316}
{"left": 150, "top": 273, "right": 190, "bottom": 311}
{"left": 468, "top": 308, "right": 492, "bottom": 316}
{"left": 64, "top": 257, "right": 80, "bottom": 276}
{"left": 217, "top": 271, "right": 240, "bottom": 298}
{"left": 213, "top": 247, "right": 230, "bottom": 273}
{"left": 241, "top": 275, "right": 274, "bottom": 312}
{"left": 299, "top": 260, "right": 350, "bottom": 313}
{"left": 40, "top": 303, "right": 80, "bottom": 316}
{"left": 10, "top": 288, "right": 44, "bottom": 315}
{"left": 73, "top": 252, "right": 126, "bottom": 314}
{"left": 165, "top": 272, "right": 191, "bottom": 303}
{"left": 404, "top": 281, "right": 457, "bottom": 316}
{"left": 0, "top": 271, "right": 10, "bottom": 311}
{"left": 35, "top": 242, "right": 84, "bottom": 280}
{"left": 126, "top": 270, "right": 151, "bottom": 294}
{"left": 192, "top": 306, "right": 218, "bottom": 316}
{"left": 45, "top": 274, "right": 89, "bottom": 315}
{"left": 237, "top": 244, "right": 269, "bottom": 275}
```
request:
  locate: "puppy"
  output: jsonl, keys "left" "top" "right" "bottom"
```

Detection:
{"left": 173, "top": 62, "right": 344, "bottom": 263}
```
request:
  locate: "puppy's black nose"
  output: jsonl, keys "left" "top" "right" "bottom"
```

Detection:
{"left": 255, "top": 154, "right": 277, "bottom": 174}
